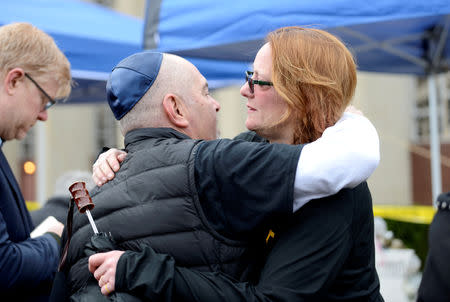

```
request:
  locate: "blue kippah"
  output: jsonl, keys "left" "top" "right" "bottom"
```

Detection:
{"left": 106, "top": 51, "right": 163, "bottom": 120}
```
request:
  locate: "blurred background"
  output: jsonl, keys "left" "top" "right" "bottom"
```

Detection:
{"left": 2, "top": 1, "right": 450, "bottom": 300}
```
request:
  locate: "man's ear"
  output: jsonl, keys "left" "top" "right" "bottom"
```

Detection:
{"left": 162, "top": 94, "right": 189, "bottom": 128}
{"left": 4, "top": 68, "right": 26, "bottom": 95}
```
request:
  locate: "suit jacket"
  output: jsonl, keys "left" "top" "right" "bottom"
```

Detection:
{"left": 0, "top": 149, "right": 60, "bottom": 301}
{"left": 417, "top": 192, "right": 450, "bottom": 302}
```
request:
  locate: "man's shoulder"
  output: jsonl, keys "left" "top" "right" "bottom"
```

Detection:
{"left": 129, "top": 135, "right": 200, "bottom": 160}
{"left": 125, "top": 127, "right": 192, "bottom": 146}
{"left": 127, "top": 129, "right": 198, "bottom": 152}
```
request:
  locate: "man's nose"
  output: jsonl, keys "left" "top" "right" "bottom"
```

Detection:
{"left": 213, "top": 98, "right": 221, "bottom": 112}
{"left": 37, "top": 110, "right": 48, "bottom": 121}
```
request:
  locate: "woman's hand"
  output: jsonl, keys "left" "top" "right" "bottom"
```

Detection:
{"left": 92, "top": 148, "right": 127, "bottom": 186}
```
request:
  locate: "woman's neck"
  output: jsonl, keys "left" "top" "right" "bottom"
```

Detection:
{"left": 258, "top": 121, "right": 295, "bottom": 145}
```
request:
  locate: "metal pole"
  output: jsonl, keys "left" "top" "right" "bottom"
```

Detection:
{"left": 428, "top": 74, "right": 442, "bottom": 206}
{"left": 85, "top": 209, "right": 99, "bottom": 234}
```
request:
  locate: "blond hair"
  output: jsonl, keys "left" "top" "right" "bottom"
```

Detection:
{"left": 0, "top": 22, "right": 72, "bottom": 99}
{"left": 267, "top": 26, "right": 357, "bottom": 143}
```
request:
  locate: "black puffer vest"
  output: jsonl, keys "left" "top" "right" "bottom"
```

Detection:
{"left": 66, "top": 128, "right": 254, "bottom": 295}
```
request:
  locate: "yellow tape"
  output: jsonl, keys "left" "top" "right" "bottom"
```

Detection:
{"left": 25, "top": 201, "right": 435, "bottom": 224}
{"left": 373, "top": 205, "right": 436, "bottom": 224}
{"left": 26, "top": 201, "right": 41, "bottom": 212}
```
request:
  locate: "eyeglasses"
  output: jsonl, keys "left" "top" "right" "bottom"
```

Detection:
{"left": 25, "top": 73, "right": 59, "bottom": 110}
{"left": 245, "top": 71, "right": 273, "bottom": 94}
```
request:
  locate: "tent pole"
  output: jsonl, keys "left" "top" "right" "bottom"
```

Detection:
{"left": 428, "top": 74, "right": 442, "bottom": 206}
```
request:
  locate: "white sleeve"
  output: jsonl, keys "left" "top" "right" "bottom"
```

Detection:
{"left": 293, "top": 112, "right": 380, "bottom": 212}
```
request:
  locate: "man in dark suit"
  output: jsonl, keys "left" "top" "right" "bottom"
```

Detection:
{"left": 418, "top": 192, "right": 450, "bottom": 302}
{"left": 0, "top": 22, "right": 72, "bottom": 301}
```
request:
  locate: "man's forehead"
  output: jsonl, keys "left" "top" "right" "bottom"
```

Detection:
{"left": 198, "top": 74, "right": 208, "bottom": 89}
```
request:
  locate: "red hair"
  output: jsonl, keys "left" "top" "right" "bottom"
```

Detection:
{"left": 267, "top": 26, "right": 357, "bottom": 143}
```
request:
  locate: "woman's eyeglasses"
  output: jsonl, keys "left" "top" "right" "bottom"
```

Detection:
{"left": 245, "top": 71, "right": 273, "bottom": 93}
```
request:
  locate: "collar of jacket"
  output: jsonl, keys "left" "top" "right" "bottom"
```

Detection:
{"left": 124, "top": 127, "right": 192, "bottom": 148}
{"left": 437, "top": 191, "right": 450, "bottom": 211}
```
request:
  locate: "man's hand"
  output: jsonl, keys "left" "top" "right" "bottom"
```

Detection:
{"left": 92, "top": 148, "right": 127, "bottom": 186}
{"left": 89, "top": 250, "right": 125, "bottom": 295}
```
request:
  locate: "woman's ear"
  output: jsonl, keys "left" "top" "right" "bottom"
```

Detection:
{"left": 162, "top": 94, "right": 189, "bottom": 128}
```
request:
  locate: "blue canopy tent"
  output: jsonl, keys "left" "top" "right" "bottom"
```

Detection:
{"left": 1, "top": 0, "right": 144, "bottom": 202}
{"left": 145, "top": 0, "right": 450, "bottom": 202}
{"left": 2, "top": 0, "right": 144, "bottom": 103}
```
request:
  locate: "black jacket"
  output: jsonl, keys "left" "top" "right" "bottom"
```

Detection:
{"left": 65, "top": 128, "right": 262, "bottom": 298}
{"left": 417, "top": 192, "right": 450, "bottom": 302}
{"left": 114, "top": 182, "right": 383, "bottom": 301}
{"left": 57, "top": 128, "right": 303, "bottom": 301}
